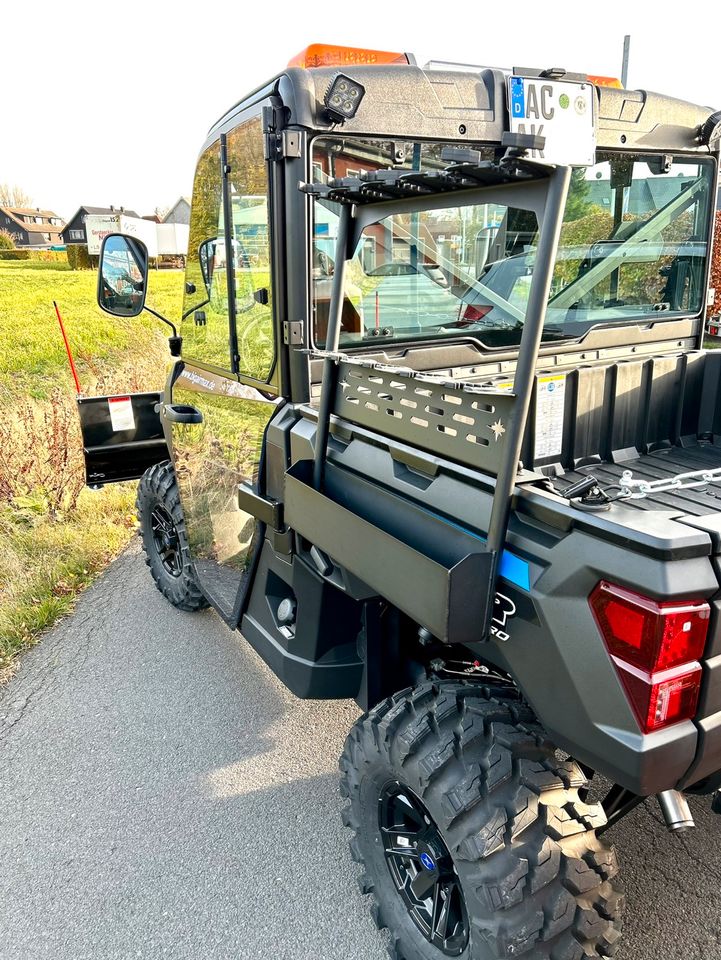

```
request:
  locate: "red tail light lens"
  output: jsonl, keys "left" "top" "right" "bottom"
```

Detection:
{"left": 459, "top": 303, "right": 492, "bottom": 327}
{"left": 590, "top": 581, "right": 709, "bottom": 671}
{"left": 590, "top": 581, "right": 710, "bottom": 733}
{"left": 617, "top": 662, "right": 703, "bottom": 733}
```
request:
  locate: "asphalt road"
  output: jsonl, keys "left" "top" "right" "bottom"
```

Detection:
{"left": 2, "top": 542, "right": 721, "bottom": 960}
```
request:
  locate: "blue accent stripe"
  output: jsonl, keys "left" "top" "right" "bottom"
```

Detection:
{"left": 414, "top": 507, "right": 531, "bottom": 592}
{"left": 499, "top": 550, "right": 531, "bottom": 591}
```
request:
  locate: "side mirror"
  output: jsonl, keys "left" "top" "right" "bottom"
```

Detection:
{"left": 97, "top": 233, "right": 148, "bottom": 317}
{"left": 199, "top": 237, "right": 217, "bottom": 294}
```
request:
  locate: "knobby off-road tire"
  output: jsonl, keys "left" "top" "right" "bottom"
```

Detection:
{"left": 340, "top": 681, "right": 622, "bottom": 960}
{"left": 136, "top": 462, "right": 208, "bottom": 612}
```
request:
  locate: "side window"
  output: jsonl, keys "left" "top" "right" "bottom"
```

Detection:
{"left": 182, "top": 141, "right": 227, "bottom": 368}
{"left": 225, "top": 117, "right": 275, "bottom": 382}
{"left": 181, "top": 118, "right": 275, "bottom": 381}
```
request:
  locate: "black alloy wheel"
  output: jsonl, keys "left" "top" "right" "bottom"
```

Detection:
{"left": 150, "top": 504, "right": 182, "bottom": 577}
{"left": 379, "top": 781, "right": 469, "bottom": 956}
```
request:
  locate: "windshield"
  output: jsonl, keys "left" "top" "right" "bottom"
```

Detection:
{"left": 311, "top": 139, "right": 714, "bottom": 350}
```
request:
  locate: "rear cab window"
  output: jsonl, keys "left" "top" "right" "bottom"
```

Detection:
{"left": 310, "top": 138, "right": 714, "bottom": 352}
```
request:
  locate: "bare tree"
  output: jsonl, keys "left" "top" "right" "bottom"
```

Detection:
{"left": 0, "top": 183, "right": 34, "bottom": 208}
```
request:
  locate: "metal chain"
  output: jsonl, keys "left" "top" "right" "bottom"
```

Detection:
{"left": 614, "top": 466, "right": 721, "bottom": 500}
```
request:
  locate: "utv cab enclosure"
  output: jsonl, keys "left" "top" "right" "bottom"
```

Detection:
{"left": 83, "top": 43, "right": 721, "bottom": 959}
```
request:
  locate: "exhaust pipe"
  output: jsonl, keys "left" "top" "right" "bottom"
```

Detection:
{"left": 657, "top": 790, "right": 695, "bottom": 832}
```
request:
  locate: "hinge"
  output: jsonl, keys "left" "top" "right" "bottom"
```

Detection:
{"left": 262, "top": 105, "right": 300, "bottom": 161}
{"left": 262, "top": 104, "right": 282, "bottom": 161}
{"left": 264, "top": 131, "right": 281, "bottom": 162}
{"left": 280, "top": 130, "right": 301, "bottom": 158}
{"left": 262, "top": 104, "right": 280, "bottom": 134}
{"left": 283, "top": 320, "right": 304, "bottom": 346}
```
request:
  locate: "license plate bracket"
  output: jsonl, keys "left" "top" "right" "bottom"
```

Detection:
{"left": 508, "top": 76, "right": 596, "bottom": 166}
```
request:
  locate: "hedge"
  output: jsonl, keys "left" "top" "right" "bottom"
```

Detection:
{"left": 0, "top": 248, "right": 67, "bottom": 262}
{"left": 66, "top": 244, "right": 95, "bottom": 270}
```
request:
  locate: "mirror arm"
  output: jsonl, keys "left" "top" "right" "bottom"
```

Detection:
{"left": 143, "top": 305, "right": 182, "bottom": 357}
{"left": 143, "top": 304, "right": 177, "bottom": 337}
{"left": 182, "top": 298, "right": 209, "bottom": 321}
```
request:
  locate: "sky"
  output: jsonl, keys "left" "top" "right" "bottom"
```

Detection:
{"left": 4, "top": 1, "right": 720, "bottom": 221}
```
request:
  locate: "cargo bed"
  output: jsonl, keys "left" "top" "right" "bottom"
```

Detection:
{"left": 553, "top": 441, "right": 721, "bottom": 516}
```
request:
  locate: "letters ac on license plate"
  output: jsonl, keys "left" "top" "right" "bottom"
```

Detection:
{"left": 508, "top": 76, "right": 596, "bottom": 166}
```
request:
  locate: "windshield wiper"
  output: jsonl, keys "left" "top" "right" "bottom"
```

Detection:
{"left": 540, "top": 327, "right": 576, "bottom": 341}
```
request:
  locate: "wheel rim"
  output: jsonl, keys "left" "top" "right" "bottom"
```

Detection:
{"left": 150, "top": 505, "right": 182, "bottom": 578}
{"left": 379, "top": 781, "right": 469, "bottom": 956}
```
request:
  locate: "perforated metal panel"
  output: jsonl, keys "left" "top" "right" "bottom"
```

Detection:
{"left": 331, "top": 357, "right": 517, "bottom": 475}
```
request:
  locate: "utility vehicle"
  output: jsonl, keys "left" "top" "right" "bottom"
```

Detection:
{"left": 79, "top": 44, "right": 721, "bottom": 959}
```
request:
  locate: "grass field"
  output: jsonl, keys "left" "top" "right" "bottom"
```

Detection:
{"left": 0, "top": 261, "right": 184, "bottom": 677}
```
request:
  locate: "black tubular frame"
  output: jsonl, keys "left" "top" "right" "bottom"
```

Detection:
{"left": 313, "top": 204, "right": 352, "bottom": 491}
{"left": 307, "top": 158, "right": 572, "bottom": 639}
{"left": 483, "top": 164, "right": 571, "bottom": 592}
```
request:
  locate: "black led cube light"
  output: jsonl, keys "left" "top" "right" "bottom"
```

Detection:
{"left": 323, "top": 74, "right": 366, "bottom": 124}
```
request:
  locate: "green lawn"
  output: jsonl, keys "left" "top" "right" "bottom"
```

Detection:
{"left": 0, "top": 262, "right": 185, "bottom": 676}
{"left": 0, "top": 260, "right": 182, "bottom": 398}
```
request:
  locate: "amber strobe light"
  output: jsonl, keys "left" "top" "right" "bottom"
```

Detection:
{"left": 288, "top": 44, "right": 409, "bottom": 70}
{"left": 588, "top": 75, "right": 623, "bottom": 88}
{"left": 590, "top": 581, "right": 710, "bottom": 733}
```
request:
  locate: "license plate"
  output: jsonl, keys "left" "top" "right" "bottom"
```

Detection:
{"left": 508, "top": 76, "right": 595, "bottom": 166}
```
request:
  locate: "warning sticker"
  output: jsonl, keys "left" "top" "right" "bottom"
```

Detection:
{"left": 108, "top": 396, "right": 135, "bottom": 432}
{"left": 534, "top": 375, "right": 566, "bottom": 460}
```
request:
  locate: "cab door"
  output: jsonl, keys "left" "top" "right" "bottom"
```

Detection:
{"left": 166, "top": 108, "right": 281, "bottom": 625}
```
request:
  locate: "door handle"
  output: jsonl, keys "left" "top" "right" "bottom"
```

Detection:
{"left": 163, "top": 403, "right": 204, "bottom": 424}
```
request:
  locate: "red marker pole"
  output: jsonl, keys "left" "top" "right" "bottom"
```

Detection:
{"left": 53, "top": 300, "right": 82, "bottom": 395}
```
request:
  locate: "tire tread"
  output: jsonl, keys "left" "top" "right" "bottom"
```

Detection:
{"left": 136, "top": 462, "right": 208, "bottom": 612}
{"left": 340, "top": 681, "right": 623, "bottom": 959}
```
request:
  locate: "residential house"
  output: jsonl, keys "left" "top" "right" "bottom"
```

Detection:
{"left": 0, "top": 207, "right": 64, "bottom": 247}
{"left": 60, "top": 205, "right": 140, "bottom": 246}
{"left": 163, "top": 197, "right": 191, "bottom": 225}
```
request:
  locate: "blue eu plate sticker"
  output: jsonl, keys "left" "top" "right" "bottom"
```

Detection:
{"left": 510, "top": 77, "right": 525, "bottom": 119}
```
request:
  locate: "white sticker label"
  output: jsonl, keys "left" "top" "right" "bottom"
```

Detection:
{"left": 534, "top": 375, "right": 566, "bottom": 461}
{"left": 108, "top": 396, "right": 135, "bottom": 432}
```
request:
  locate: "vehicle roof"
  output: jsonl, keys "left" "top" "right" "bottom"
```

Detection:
{"left": 208, "top": 64, "right": 717, "bottom": 156}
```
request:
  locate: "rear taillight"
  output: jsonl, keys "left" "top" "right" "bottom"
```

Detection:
{"left": 590, "top": 581, "right": 710, "bottom": 733}
{"left": 590, "top": 581, "right": 709, "bottom": 671}
{"left": 459, "top": 303, "right": 492, "bottom": 326}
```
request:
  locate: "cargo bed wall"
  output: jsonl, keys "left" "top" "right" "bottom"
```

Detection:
{"left": 517, "top": 349, "right": 717, "bottom": 475}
